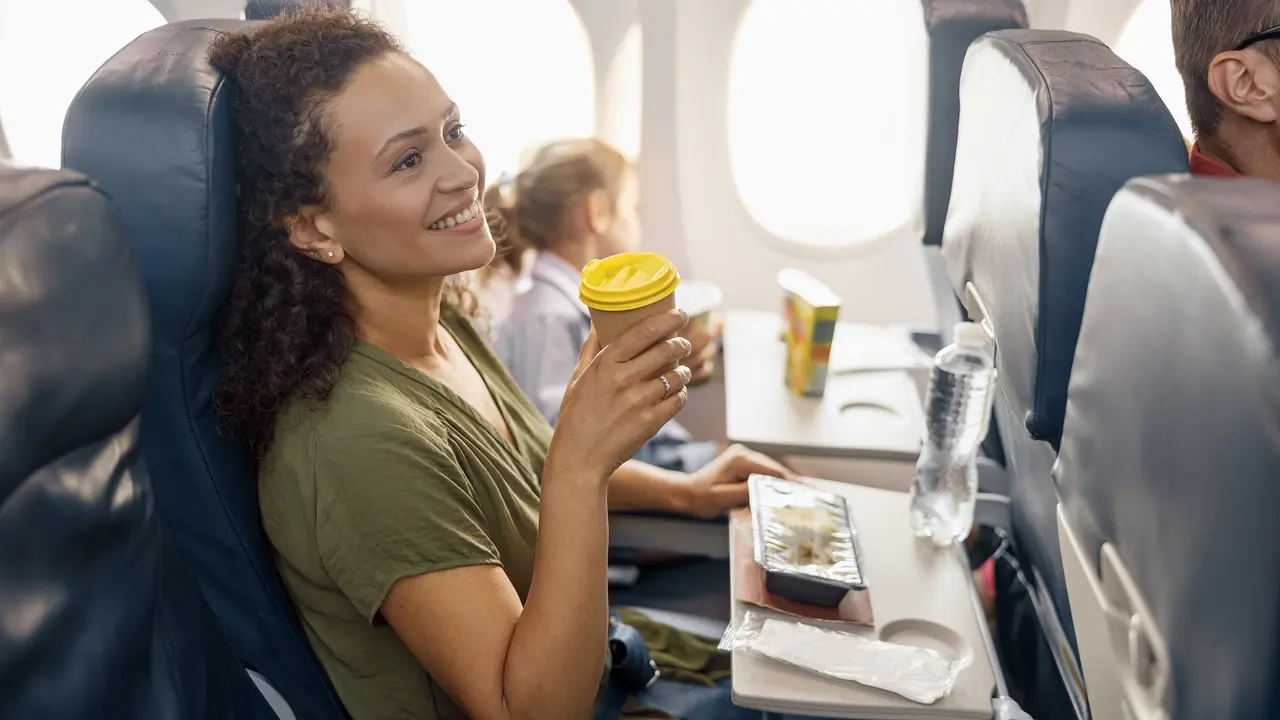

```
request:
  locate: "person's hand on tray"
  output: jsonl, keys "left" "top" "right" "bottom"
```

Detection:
{"left": 678, "top": 444, "right": 796, "bottom": 519}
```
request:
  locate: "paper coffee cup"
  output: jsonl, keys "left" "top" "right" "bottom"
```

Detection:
{"left": 675, "top": 280, "right": 723, "bottom": 385}
{"left": 676, "top": 280, "right": 722, "bottom": 337}
{"left": 579, "top": 252, "right": 681, "bottom": 348}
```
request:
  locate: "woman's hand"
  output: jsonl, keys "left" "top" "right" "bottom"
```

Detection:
{"left": 549, "top": 310, "right": 694, "bottom": 479}
{"left": 679, "top": 444, "right": 796, "bottom": 519}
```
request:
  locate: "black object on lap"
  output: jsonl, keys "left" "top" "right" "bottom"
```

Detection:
{"left": 609, "top": 611, "right": 661, "bottom": 692}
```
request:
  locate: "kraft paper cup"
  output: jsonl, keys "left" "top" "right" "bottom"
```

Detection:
{"left": 579, "top": 252, "right": 682, "bottom": 349}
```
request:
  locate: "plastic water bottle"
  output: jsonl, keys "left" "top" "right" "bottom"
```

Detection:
{"left": 910, "top": 322, "right": 996, "bottom": 547}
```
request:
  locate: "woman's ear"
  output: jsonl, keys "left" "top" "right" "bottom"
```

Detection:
{"left": 1208, "top": 50, "right": 1280, "bottom": 124}
{"left": 285, "top": 207, "right": 345, "bottom": 264}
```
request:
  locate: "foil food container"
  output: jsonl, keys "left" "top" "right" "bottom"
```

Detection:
{"left": 749, "top": 474, "right": 865, "bottom": 606}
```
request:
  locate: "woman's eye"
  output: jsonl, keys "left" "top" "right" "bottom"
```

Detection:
{"left": 394, "top": 151, "right": 422, "bottom": 172}
{"left": 446, "top": 123, "right": 467, "bottom": 143}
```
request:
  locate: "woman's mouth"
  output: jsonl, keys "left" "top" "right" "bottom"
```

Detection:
{"left": 428, "top": 200, "right": 483, "bottom": 232}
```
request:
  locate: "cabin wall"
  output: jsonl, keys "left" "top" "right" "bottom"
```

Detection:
{"left": 0, "top": 0, "right": 1177, "bottom": 331}
{"left": 152, "top": 0, "right": 241, "bottom": 20}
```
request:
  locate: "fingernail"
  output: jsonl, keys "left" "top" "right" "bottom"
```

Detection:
{"left": 677, "top": 309, "right": 689, "bottom": 323}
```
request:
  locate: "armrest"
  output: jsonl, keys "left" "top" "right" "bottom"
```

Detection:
{"left": 247, "top": 670, "right": 297, "bottom": 720}
{"left": 608, "top": 513, "right": 730, "bottom": 559}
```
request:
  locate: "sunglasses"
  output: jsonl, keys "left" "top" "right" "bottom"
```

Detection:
{"left": 1236, "top": 24, "right": 1280, "bottom": 51}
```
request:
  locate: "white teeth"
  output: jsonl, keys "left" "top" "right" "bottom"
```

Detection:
{"left": 431, "top": 200, "right": 480, "bottom": 229}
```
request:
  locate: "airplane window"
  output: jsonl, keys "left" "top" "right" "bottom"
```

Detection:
{"left": 402, "top": 0, "right": 595, "bottom": 180}
{"left": 0, "top": 0, "right": 166, "bottom": 169}
{"left": 1115, "top": 0, "right": 1194, "bottom": 139}
{"left": 728, "top": 0, "right": 927, "bottom": 248}
{"left": 601, "top": 24, "right": 641, "bottom": 160}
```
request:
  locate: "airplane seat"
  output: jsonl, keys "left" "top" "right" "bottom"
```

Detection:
{"left": 59, "top": 18, "right": 731, "bottom": 716}
{"left": 920, "top": 0, "right": 1028, "bottom": 472}
{"left": 1056, "top": 176, "right": 1280, "bottom": 720}
{"left": 61, "top": 20, "right": 347, "bottom": 720}
{"left": 0, "top": 166, "right": 271, "bottom": 718}
{"left": 920, "top": 0, "right": 1028, "bottom": 249}
{"left": 941, "top": 29, "right": 1190, "bottom": 719}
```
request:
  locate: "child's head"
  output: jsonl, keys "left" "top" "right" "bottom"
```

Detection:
{"left": 483, "top": 138, "right": 638, "bottom": 275}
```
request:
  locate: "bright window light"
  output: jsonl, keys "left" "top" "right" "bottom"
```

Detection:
{"left": 1115, "top": 0, "right": 1194, "bottom": 140}
{"left": 402, "top": 0, "right": 595, "bottom": 180}
{"left": 601, "top": 23, "right": 641, "bottom": 160}
{"left": 0, "top": 0, "right": 166, "bottom": 169}
{"left": 729, "top": 0, "right": 927, "bottom": 248}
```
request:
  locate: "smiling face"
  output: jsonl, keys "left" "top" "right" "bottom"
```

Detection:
{"left": 288, "top": 51, "right": 494, "bottom": 285}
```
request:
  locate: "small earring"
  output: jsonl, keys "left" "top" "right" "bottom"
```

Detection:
{"left": 327, "top": 251, "right": 334, "bottom": 258}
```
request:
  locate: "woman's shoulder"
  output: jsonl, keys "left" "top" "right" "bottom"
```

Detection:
{"left": 268, "top": 350, "right": 454, "bottom": 466}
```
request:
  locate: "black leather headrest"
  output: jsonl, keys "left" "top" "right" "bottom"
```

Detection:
{"left": 64, "top": 20, "right": 244, "bottom": 353}
{"left": 920, "top": 0, "right": 1028, "bottom": 247}
{"left": 1057, "top": 176, "right": 1280, "bottom": 719}
{"left": 941, "top": 29, "right": 1190, "bottom": 447}
{"left": 0, "top": 167, "right": 148, "bottom": 491}
{"left": 63, "top": 20, "right": 346, "bottom": 719}
{"left": 0, "top": 165, "right": 270, "bottom": 720}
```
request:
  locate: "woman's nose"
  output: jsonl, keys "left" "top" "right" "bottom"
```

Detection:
{"left": 436, "top": 148, "right": 481, "bottom": 194}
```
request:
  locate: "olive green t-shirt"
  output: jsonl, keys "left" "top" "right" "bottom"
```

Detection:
{"left": 258, "top": 307, "right": 552, "bottom": 720}
{"left": 259, "top": 308, "right": 729, "bottom": 720}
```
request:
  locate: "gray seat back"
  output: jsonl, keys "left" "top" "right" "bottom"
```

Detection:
{"left": 941, "top": 29, "right": 1189, "bottom": 717}
{"left": 920, "top": 0, "right": 1028, "bottom": 249}
{"left": 919, "top": 0, "right": 1029, "bottom": 349}
{"left": 1057, "top": 175, "right": 1280, "bottom": 720}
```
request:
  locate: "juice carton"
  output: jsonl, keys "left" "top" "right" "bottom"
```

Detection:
{"left": 778, "top": 269, "right": 841, "bottom": 396}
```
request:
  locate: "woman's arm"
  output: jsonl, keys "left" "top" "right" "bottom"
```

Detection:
{"left": 381, "top": 458, "right": 609, "bottom": 720}
{"left": 379, "top": 313, "right": 693, "bottom": 720}
{"left": 606, "top": 459, "right": 691, "bottom": 514}
{"left": 607, "top": 445, "right": 797, "bottom": 519}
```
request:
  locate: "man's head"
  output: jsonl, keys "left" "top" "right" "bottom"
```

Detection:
{"left": 1173, "top": 0, "right": 1280, "bottom": 140}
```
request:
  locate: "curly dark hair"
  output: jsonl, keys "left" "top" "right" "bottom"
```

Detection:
{"left": 210, "top": 8, "right": 478, "bottom": 461}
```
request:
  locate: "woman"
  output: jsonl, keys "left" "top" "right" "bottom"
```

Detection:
{"left": 486, "top": 140, "right": 772, "bottom": 499}
{"left": 211, "top": 9, "right": 768, "bottom": 720}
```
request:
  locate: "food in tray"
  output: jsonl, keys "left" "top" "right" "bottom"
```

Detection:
{"left": 772, "top": 504, "right": 839, "bottom": 566}
{"left": 771, "top": 503, "right": 838, "bottom": 535}
{"left": 787, "top": 534, "right": 835, "bottom": 567}
{"left": 748, "top": 474, "right": 866, "bottom": 605}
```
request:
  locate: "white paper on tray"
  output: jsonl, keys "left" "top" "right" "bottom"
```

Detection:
{"left": 722, "top": 613, "right": 969, "bottom": 705}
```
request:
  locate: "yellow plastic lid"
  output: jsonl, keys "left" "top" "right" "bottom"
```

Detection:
{"left": 579, "top": 252, "right": 681, "bottom": 312}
